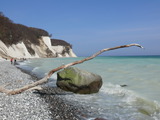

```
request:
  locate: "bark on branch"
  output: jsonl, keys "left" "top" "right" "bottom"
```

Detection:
{"left": 0, "top": 43, "right": 143, "bottom": 95}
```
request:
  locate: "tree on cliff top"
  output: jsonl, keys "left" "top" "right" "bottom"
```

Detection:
{"left": 0, "top": 12, "right": 49, "bottom": 46}
{"left": 0, "top": 12, "right": 73, "bottom": 55}
{"left": 51, "top": 39, "right": 72, "bottom": 48}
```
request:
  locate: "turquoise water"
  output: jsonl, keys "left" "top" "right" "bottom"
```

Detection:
{"left": 18, "top": 56, "right": 160, "bottom": 120}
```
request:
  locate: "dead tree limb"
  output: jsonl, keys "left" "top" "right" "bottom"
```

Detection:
{"left": 0, "top": 43, "right": 143, "bottom": 95}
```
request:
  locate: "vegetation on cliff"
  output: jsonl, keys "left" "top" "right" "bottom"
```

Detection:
{"left": 0, "top": 12, "right": 49, "bottom": 46}
{"left": 0, "top": 12, "right": 71, "bottom": 48}
{"left": 51, "top": 39, "right": 72, "bottom": 48}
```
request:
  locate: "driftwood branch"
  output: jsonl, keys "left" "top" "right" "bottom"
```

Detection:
{"left": 0, "top": 43, "right": 143, "bottom": 95}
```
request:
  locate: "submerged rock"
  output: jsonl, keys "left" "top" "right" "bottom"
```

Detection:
{"left": 56, "top": 67, "right": 102, "bottom": 94}
{"left": 120, "top": 84, "right": 127, "bottom": 87}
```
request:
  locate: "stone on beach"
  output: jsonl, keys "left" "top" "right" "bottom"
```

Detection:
{"left": 56, "top": 67, "right": 103, "bottom": 94}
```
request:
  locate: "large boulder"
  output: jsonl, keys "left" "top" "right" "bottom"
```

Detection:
{"left": 56, "top": 67, "right": 102, "bottom": 94}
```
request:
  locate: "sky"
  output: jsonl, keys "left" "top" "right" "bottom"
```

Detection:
{"left": 0, "top": 0, "right": 160, "bottom": 56}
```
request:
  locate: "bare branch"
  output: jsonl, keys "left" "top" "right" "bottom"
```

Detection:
{"left": 0, "top": 43, "right": 143, "bottom": 95}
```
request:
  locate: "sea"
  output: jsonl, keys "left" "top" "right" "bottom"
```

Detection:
{"left": 17, "top": 56, "right": 160, "bottom": 120}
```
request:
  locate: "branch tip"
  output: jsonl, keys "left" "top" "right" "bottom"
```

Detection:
{"left": 131, "top": 43, "right": 144, "bottom": 49}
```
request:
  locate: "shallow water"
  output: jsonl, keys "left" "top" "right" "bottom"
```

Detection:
{"left": 18, "top": 56, "right": 160, "bottom": 120}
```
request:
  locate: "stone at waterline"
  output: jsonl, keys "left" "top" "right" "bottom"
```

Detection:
{"left": 56, "top": 67, "right": 103, "bottom": 94}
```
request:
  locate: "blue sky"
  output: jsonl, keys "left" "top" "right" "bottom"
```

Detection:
{"left": 0, "top": 0, "right": 160, "bottom": 56}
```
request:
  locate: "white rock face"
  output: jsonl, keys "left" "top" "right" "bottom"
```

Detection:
{"left": 0, "top": 40, "right": 38, "bottom": 58}
{"left": 42, "top": 36, "right": 52, "bottom": 48}
{"left": 0, "top": 36, "right": 77, "bottom": 58}
{"left": 42, "top": 36, "right": 77, "bottom": 58}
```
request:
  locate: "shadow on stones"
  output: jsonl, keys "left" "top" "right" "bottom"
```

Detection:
{"left": 33, "top": 86, "right": 74, "bottom": 96}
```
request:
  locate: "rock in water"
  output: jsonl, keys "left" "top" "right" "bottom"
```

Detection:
{"left": 56, "top": 67, "right": 103, "bottom": 94}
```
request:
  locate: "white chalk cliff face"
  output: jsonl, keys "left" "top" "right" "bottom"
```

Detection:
{"left": 0, "top": 36, "right": 77, "bottom": 58}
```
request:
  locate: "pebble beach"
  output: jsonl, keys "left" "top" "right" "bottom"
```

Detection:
{"left": 0, "top": 59, "right": 92, "bottom": 120}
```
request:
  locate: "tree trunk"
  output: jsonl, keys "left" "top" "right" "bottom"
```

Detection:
{"left": 0, "top": 44, "right": 143, "bottom": 95}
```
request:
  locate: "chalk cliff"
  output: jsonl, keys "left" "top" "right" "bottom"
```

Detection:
{"left": 0, "top": 12, "right": 77, "bottom": 59}
{"left": 0, "top": 36, "right": 77, "bottom": 59}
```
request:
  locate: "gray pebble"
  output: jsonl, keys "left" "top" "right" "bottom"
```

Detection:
{"left": 0, "top": 61, "right": 92, "bottom": 120}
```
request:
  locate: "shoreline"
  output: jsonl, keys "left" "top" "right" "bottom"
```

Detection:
{"left": 0, "top": 60, "right": 94, "bottom": 120}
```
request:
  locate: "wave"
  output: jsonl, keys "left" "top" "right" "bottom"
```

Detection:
{"left": 32, "top": 67, "right": 40, "bottom": 72}
{"left": 65, "top": 83, "right": 160, "bottom": 120}
{"left": 102, "top": 83, "right": 160, "bottom": 119}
